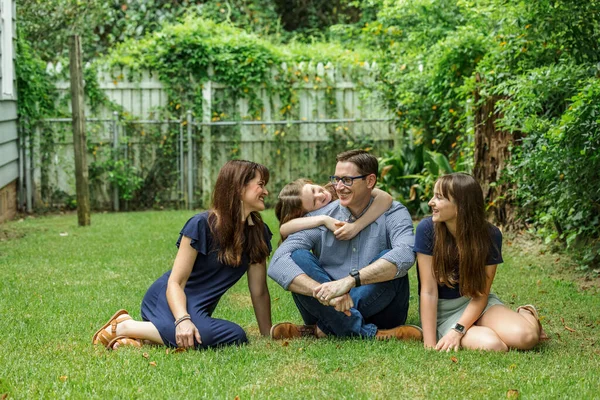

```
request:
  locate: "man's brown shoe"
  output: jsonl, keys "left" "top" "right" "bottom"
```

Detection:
{"left": 270, "top": 322, "right": 317, "bottom": 339}
{"left": 375, "top": 325, "right": 423, "bottom": 341}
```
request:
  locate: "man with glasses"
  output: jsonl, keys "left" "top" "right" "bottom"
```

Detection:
{"left": 268, "top": 150, "right": 422, "bottom": 341}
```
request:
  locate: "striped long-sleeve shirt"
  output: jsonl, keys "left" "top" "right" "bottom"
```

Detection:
{"left": 267, "top": 200, "right": 416, "bottom": 289}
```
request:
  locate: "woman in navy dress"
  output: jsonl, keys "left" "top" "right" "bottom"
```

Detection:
{"left": 415, "top": 173, "right": 548, "bottom": 352}
{"left": 92, "top": 160, "right": 273, "bottom": 350}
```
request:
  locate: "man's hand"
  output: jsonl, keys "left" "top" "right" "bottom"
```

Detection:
{"left": 328, "top": 293, "right": 353, "bottom": 315}
{"left": 313, "top": 277, "right": 354, "bottom": 302}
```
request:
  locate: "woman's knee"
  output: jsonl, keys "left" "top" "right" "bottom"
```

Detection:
{"left": 505, "top": 323, "right": 539, "bottom": 350}
{"left": 199, "top": 322, "right": 248, "bottom": 348}
{"left": 463, "top": 329, "right": 508, "bottom": 352}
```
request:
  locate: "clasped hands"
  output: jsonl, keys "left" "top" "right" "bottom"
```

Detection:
{"left": 313, "top": 277, "right": 354, "bottom": 316}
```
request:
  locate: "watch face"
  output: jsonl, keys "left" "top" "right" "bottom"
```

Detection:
{"left": 454, "top": 323, "right": 465, "bottom": 332}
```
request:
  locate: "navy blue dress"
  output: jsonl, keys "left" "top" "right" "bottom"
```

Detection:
{"left": 141, "top": 211, "right": 272, "bottom": 349}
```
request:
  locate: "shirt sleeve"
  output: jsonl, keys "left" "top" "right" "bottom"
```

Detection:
{"left": 413, "top": 217, "right": 434, "bottom": 256}
{"left": 486, "top": 225, "right": 503, "bottom": 265}
{"left": 176, "top": 212, "right": 210, "bottom": 255}
{"left": 379, "top": 202, "right": 416, "bottom": 278}
{"left": 267, "top": 228, "right": 320, "bottom": 289}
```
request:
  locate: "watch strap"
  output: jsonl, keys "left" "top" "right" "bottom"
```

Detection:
{"left": 350, "top": 269, "right": 361, "bottom": 287}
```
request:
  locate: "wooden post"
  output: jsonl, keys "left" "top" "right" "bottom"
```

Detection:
{"left": 69, "top": 35, "right": 91, "bottom": 226}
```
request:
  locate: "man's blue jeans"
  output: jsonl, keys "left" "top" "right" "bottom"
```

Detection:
{"left": 290, "top": 249, "right": 409, "bottom": 338}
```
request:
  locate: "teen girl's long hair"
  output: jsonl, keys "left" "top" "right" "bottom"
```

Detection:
{"left": 275, "top": 179, "right": 338, "bottom": 227}
{"left": 210, "top": 160, "right": 270, "bottom": 266}
{"left": 432, "top": 173, "right": 492, "bottom": 297}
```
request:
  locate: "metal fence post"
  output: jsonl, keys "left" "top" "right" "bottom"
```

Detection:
{"left": 18, "top": 122, "right": 24, "bottom": 212}
{"left": 201, "top": 80, "right": 212, "bottom": 208}
{"left": 112, "top": 111, "right": 120, "bottom": 211}
{"left": 187, "top": 110, "right": 193, "bottom": 210}
{"left": 179, "top": 116, "right": 185, "bottom": 207}
{"left": 25, "top": 124, "right": 33, "bottom": 213}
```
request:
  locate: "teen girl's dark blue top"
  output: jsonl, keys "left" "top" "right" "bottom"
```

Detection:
{"left": 414, "top": 216, "right": 503, "bottom": 299}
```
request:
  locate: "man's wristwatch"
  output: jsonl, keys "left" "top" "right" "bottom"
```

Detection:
{"left": 452, "top": 323, "right": 465, "bottom": 335}
{"left": 349, "top": 269, "right": 361, "bottom": 287}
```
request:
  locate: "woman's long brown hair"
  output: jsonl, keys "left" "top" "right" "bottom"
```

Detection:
{"left": 210, "top": 160, "right": 270, "bottom": 266}
{"left": 432, "top": 173, "right": 492, "bottom": 297}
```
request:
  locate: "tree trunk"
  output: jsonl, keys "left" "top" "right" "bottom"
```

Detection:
{"left": 473, "top": 73, "right": 520, "bottom": 229}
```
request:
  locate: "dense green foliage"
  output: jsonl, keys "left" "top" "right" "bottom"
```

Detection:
{"left": 15, "top": 0, "right": 600, "bottom": 270}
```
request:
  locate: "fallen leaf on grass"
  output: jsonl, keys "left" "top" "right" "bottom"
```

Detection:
{"left": 234, "top": 396, "right": 240, "bottom": 400}
{"left": 165, "top": 349, "right": 170, "bottom": 355}
{"left": 173, "top": 348, "right": 187, "bottom": 353}
{"left": 561, "top": 317, "right": 576, "bottom": 332}
{"left": 149, "top": 361, "right": 157, "bottom": 367}
{"left": 282, "top": 341, "right": 289, "bottom": 347}
{"left": 450, "top": 356, "right": 458, "bottom": 363}
{"left": 1, "top": 393, "right": 7, "bottom": 400}
{"left": 142, "top": 352, "right": 149, "bottom": 359}
{"left": 507, "top": 389, "right": 519, "bottom": 398}
{"left": 508, "top": 364, "right": 517, "bottom": 371}
{"left": 59, "top": 376, "right": 68, "bottom": 382}
{"left": 298, "top": 347, "right": 304, "bottom": 352}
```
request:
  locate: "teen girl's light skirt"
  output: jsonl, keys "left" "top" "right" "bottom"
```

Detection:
{"left": 436, "top": 294, "right": 504, "bottom": 340}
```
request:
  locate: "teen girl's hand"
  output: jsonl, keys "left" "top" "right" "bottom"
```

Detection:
{"left": 333, "top": 221, "right": 360, "bottom": 240}
{"left": 435, "top": 329, "right": 462, "bottom": 352}
{"left": 323, "top": 217, "right": 343, "bottom": 233}
{"left": 175, "top": 319, "right": 202, "bottom": 348}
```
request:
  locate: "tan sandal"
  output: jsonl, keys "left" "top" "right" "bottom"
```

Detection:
{"left": 107, "top": 336, "right": 142, "bottom": 350}
{"left": 92, "top": 309, "right": 132, "bottom": 347}
{"left": 517, "top": 304, "right": 550, "bottom": 341}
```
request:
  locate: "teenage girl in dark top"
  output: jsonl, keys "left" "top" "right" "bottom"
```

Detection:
{"left": 92, "top": 160, "right": 273, "bottom": 350}
{"left": 415, "top": 173, "right": 548, "bottom": 351}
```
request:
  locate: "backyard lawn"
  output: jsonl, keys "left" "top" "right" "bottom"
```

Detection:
{"left": 0, "top": 210, "right": 598, "bottom": 399}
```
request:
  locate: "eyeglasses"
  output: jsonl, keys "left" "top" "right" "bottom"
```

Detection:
{"left": 329, "top": 174, "right": 369, "bottom": 187}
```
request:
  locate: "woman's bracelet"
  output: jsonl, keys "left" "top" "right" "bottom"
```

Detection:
{"left": 174, "top": 314, "right": 191, "bottom": 326}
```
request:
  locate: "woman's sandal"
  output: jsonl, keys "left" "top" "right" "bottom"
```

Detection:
{"left": 517, "top": 304, "right": 550, "bottom": 341}
{"left": 92, "top": 309, "right": 132, "bottom": 348}
{"left": 107, "top": 336, "right": 142, "bottom": 350}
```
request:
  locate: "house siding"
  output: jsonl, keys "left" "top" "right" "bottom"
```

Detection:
{"left": 0, "top": 0, "right": 18, "bottom": 223}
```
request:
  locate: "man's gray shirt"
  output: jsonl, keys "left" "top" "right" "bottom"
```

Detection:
{"left": 268, "top": 200, "right": 415, "bottom": 289}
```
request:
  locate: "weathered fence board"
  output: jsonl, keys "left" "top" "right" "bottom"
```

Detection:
{"left": 30, "top": 62, "right": 398, "bottom": 209}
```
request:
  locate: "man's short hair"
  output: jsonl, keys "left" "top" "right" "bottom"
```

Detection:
{"left": 336, "top": 150, "right": 378, "bottom": 177}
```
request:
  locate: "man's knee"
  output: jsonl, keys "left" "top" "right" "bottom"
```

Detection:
{"left": 291, "top": 249, "right": 317, "bottom": 268}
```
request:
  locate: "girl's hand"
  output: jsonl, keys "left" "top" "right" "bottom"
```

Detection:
{"left": 323, "top": 217, "right": 342, "bottom": 233}
{"left": 175, "top": 319, "right": 202, "bottom": 348}
{"left": 435, "top": 329, "right": 462, "bottom": 352}
{"left": 333, "top": 222, "right": 360, "bottom": 240}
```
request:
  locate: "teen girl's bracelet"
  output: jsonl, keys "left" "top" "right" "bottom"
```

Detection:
{"left": 174, "top": 314, "right": 191, "bottom": 326}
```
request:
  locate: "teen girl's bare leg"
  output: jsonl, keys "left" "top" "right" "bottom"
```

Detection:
{"left": 476, "top": 305, "right": 540, "bottom": 350}
{"left": 460, "top": 325, "right": 508, "bottom": 352}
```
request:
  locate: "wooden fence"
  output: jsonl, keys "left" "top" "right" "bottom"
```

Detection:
{"left": 28, "top": 62, "right": 400, "bottom": 210}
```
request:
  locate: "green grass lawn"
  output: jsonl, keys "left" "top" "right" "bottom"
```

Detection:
{"left": 1, "top": 210, "right": 599, "bottom": 399}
